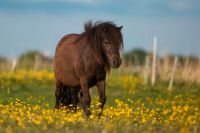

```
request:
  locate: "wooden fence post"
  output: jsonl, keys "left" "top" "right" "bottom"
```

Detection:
{"left": 144, "top": 56, "right": 150, "bottom": 86}
{"left": 168, "top": 56, "right": 178, "bottom": 91}
{"left": 151, "top": 36, "right": 157, "bottom": 86}
{"left": 11, "top": 58, "right": 17, "bottom": 72}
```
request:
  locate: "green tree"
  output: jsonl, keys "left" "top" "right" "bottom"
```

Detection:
{"left": 17, "top": 50, "right": 46, "bottom": 70}
{"left": 124, "top": 48, "right": 147, "bottom": 65}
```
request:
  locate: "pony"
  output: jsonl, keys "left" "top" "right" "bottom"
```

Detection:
{"left": 54, "top": 20, "right": 123, "bottom": 117}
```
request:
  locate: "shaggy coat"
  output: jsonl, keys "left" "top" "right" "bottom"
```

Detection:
{"left": 54, "top": 21, "right": 123, "bottom": 116}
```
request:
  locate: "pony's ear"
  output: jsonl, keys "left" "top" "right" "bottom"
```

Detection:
{"left": 118, "top": 26, "right": 123, "bottom": 31}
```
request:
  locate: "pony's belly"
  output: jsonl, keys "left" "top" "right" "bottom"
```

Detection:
{"left": 62, "top": 76, "right": 97, "bottom": 88}
{"left": 62, "top": 76, "right": 81, "bottom": 88}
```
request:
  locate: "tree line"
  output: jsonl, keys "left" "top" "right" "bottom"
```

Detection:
{"left": 0, "top": 49, "right": 199, "bottom": 70}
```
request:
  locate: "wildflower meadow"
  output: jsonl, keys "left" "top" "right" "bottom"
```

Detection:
{"left": 0, "top": 70, "right": 199, "bottom": 133}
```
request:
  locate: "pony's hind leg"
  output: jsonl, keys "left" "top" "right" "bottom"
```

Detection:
{"left": 55, "top": 80, "right": 63, "bottom": 108}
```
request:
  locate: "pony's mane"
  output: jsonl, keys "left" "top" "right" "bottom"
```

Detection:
{"left": 76, "top": 20, "right": 123, "bottom": 71}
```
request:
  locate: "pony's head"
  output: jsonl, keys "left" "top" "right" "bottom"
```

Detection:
{"left": 85, "top": 21, "right": 124, "bottom": 69}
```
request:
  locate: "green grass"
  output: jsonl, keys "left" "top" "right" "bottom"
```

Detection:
{"left": 1, "top": 75, "right": 200, "bottom": 106}
{"left": 0, "top": 73, "right": 200, "bottom": 133}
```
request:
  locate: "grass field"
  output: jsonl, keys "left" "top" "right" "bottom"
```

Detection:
{"left": 0, "top": 70, "right": 200, "bottom": 133}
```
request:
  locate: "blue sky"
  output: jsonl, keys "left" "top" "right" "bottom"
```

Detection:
{"left": 0, "top": 0, "right": 200, "bottom": 58}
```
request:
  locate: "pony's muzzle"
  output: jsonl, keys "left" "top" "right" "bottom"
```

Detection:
{"left": 112, "top": 58, "right": 122, "bottom": 68}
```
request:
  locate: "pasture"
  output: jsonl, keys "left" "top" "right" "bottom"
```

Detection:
{"left": 0, "top": 70, "right": 200, "bottom": 133}
{"left": 1, "top": 0, "right": 200, "bottom": 132}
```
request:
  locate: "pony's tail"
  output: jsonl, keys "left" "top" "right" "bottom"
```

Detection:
{"left": 61, "top": 86, "right": 79, "bottom": 108}
{"left": 61, "top": 86, "right": 71, "bottom": 106}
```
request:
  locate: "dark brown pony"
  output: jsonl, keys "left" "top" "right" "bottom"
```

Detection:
{"left": 54, "top": 21, "right": 123, "bottom": 117}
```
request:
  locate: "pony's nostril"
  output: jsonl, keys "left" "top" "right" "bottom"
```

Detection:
{"left": 113, "top": 60, "right": 118, "bottom": 66}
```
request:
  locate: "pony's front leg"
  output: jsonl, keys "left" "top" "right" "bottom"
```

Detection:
{"left": 80, "top": 78, "right": 91, "bottom": 117}
{"left": 97, "top": 79, "right": 106, "bottom": 118}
